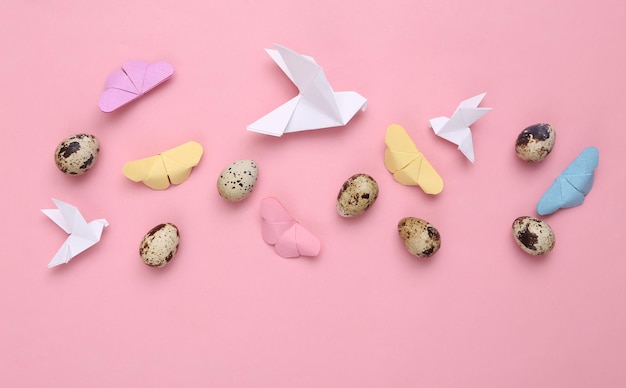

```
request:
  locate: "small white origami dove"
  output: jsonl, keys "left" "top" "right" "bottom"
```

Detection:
{"left": 42, "top": 198, "right": 109, "bottom": 268}
{"left": 247, "top": 44, "right": 367, "bottom": 136}
{"left": 429, "top": 93, "right": 491, "bottom": 162}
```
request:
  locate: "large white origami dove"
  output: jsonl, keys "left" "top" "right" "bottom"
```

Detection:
{"left": 247, "top": 44, "right": 367, "bottom": 136}
{"left": 429, "top": 93, "right": 491, "bottom": 162}
{"left": 42, "top": 198, "right": 109, "bottom": 268}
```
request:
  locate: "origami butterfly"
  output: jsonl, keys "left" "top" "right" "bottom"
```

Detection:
{"left": 429, "top": 93, "right": 491, "bottom": 162}
{"left": 247, "top": 44, "right": 367, "bottom": 136}
{"left": 384, "top": 124, "right": 444, "bottom": 195}
{"left": 537, "top": 147, "right": 599, "bottom": 215}
{"left": 123, "top": 141, "right": 203, "bottom": 190}
{"left": 98, "top": 60, "right": 174, "bottom": 112}
{"left": 42, "top": 198, "right": 109, "bottom": 268}
{"left": 260, "top": 197, "right": 321, "bottom": 258}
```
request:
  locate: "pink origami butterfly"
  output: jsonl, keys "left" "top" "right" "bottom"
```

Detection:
{"left": 261, "top": 197, "right": 321, "bottom": 258}
{"left": 98, "top": 60, "right": 174, "bottom": 112}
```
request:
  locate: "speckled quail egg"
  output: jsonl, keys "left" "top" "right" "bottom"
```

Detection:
{"left": 515, "top": 123, "right": 556, "bottom": 162}
{"left": 336, "top": 174, "right": 379, "bottom": 217}
{"left": 140, "top": 223, "right": 180, "bottom": 267}
{"left": 512, "top": 216, "right": 555, "bottom": 255}
{"left": 54, "top": 133, "right": 100, "bottom": 175}
{"left": 397, "top": 217, "right": 441, "bottom": 258}
{"left": 217, "top": 159, "right": 258, "bottom": 201}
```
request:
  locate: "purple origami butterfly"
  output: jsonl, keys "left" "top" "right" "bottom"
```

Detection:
{"left": 98, "top": 60, "right": 174, "bottom": 112}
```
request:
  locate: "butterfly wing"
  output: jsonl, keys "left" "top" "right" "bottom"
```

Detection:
{"left": 389, "top": 156, "right": 444, "bottom": 194}
{"left": 98, "top": 68, "right": 141, "bottom": 112}
{"left": 384, "top": 124, "right": 420, "bottom": 173}
{"left": 260, "top": 197, "right": 320, "bottom": 258}
{"left": 129, "top": 60, "right": 174, "bottom": 94}
{"left": 119, "top": 60, "right": 149, "bottom": 92}
{"left": 260, "top": 197, "right": 296, "bottom": 244}
{"left": 98, "top": 60, "right": 173, "bottom": 112}
{"left": 415, "top": 156, "right": 444, "bottom": 195}
{"left": 123, "top": 142, "right": 202, "bottom": 190}
{"left": 160, "top": 141, "right": 204, "bottom": 185}
{"left": 385, "top": 125, "right": 443, "bottom": 194}
{"left": 293, "top": 224, "right": 321, "bottom": 257}
{"left": 537, "top": 176, "right": 585, "bottom": 215}
{"left": 272, "top": 224, "right": 300, "bottom": 258}
{"left": 272, "top": 223, "right": 321, "bottom": 258}
{"left": 123, "top": 155, "right": 170, "bottom": 190}
{"left": 561, "top": 147, "right": 599, "bottom": 195}
{"left": 537, "top": 147, "right": 599, "bottom": 215}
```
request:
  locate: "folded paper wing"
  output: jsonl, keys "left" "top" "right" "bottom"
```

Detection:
{"left": 429, "top": 93, "right": 491, "bottom": 162}
{"left": 384, "top": 124, "right": 443, "bottom": 195}
{"left": 247, "top": 44, "right": 367, "bottom": 136}
{"left": 260, "top": 197, "right": 321, "bottom": 258}
{"left": 537, "top": 147, "right": 599, "bottom": 215}
{"left": 123, "top": 141, "right": 203, "bottom": 190}
{"left": 99, "top": 60, "right": 174, "bottom": 112}
{"left": 42, "top": 198, "right": 109, "bottom": 268}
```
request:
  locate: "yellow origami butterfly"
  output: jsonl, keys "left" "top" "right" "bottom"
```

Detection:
{"left": 384, "top": 124, "right": 443, "bottom": 194}
{"left": 123, "top": 141, "right": 204, "bottom": 190}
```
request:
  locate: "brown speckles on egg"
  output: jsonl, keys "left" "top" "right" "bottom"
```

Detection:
{"left": 517, "top": 224, "right": 538, "bottom": 251}
{"left": 512, "top": 216, "right": 555, "bottom": 255}
{"left": 140, "top": 223, "right": 180, "bottom": 267}
{"left": 515, "top": 123, "right": 556, "bottom": 162}
{"left": 336, "top": 174, "right": 379, "bottom": 217}
{"left": 54, "top": 133, "right": 100, "bottom": 175}
{"left": 59, "top": 141, "right": 81, "bottom": 158}
{"left": 398, "top": 217, "right": 441, "bottom": 258}
{"left": 79, "top": 155, "right": 94, "bottom": 170}
{"left": 217, "top": 159, "right": 258, "bottom": 201}
{"left": 338, "top": 181, "right": 350, "bottom": 199}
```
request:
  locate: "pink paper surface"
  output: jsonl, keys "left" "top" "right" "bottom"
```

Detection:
{"left": 1, "top": 1, "right": 625, "bottom": 387}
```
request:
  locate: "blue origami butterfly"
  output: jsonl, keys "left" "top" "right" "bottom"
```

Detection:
{"left": 537, "top": 147, "right": 599, "bottom": 215}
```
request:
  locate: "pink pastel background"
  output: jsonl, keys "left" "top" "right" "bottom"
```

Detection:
{"left": 2, "top": 0, "right": 625, "bottom": 387}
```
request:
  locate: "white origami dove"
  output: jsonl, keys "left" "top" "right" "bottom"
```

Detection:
{"left": 247, "top": 44, "right": 367, "bottom": 136}
{"left": 429, "top": 93, "right": 491, "bottom": 162}
{"left": 42, "top": 198, "right": 109, "bottom": 268}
